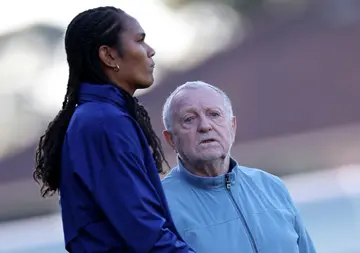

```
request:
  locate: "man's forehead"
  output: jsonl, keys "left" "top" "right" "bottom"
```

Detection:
{"left": 172, "top": 87, "right": 225, "bottom": 112}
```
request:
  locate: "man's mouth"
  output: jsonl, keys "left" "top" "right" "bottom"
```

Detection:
{"left": 200, "top": 138, "right": 217, "bottom": 144}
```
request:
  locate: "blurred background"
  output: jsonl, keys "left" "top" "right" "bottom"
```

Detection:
{"left": 0, "top": 0, "right": 360, "bottom": 252}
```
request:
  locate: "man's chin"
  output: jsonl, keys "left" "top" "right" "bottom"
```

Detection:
{"left": 196, "top": 153, "right": 225, "bottom": 162}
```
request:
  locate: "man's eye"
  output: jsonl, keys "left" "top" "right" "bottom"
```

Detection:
{"left": 184, "top": 116, "right": 194, "bottom": 123}
{"left": 210, "top": 112, "right": 220, "bottom": 117}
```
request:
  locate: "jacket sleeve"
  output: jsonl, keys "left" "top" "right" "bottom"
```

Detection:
{"left": 276, "top": 177, "right": 317, "bottom": 253}
{"left": 85, "top": 114, "right": 194, "bottom": 253}
{"left": 294, "top": 211, "right": 317, "bottom": 253}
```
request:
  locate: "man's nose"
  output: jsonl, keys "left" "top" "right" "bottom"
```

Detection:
{"left": 198, "top": 117, "right": 212, "bottom": 133}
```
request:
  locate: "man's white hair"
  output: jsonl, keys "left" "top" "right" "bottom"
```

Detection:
{"left": 162, "top": 81, "right": 234, "bottom": 131}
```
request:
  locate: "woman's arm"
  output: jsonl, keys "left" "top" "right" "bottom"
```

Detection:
{"left": 78, "top": 113, "right": 193, "bottom": 253}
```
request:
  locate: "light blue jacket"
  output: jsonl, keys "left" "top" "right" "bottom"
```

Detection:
{"left": 162, "top": 159, "right": 317, "bottom": 253}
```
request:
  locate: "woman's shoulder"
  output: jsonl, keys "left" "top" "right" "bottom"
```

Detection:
{"left": 75, "top": 101, "right": 128, "bottom": 121}
{"left": 68, "top": 102, "right": 137, "bottom": 138}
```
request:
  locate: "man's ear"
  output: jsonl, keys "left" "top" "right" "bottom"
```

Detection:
{"left": 231, "top": 116, "right": 237, "bottom": 143}
{"left": 163, "top": 130, "right": 175, "bottom": 151}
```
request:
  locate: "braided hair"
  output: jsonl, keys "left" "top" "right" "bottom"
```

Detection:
{"left": 33, "top": 6, "right": 169, "bottom": 198}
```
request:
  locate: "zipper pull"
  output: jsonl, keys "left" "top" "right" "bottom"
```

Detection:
{"left": 225, "top": 174, "right": 231, "bottom": 189}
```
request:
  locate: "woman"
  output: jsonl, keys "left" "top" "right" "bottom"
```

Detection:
{"left": 33, "top": 6, "right": 194, "bottom": 253}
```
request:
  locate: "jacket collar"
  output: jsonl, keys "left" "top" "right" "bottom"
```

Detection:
{"left": 176, "top": 157, "right": 239, "bottom": 189}
{"left": 78, "top": 83, "right": 130, "bottom": 110}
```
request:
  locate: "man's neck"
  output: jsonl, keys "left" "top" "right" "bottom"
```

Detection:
{"left": 180, "top": 156, "right": 230, "bottom": 177}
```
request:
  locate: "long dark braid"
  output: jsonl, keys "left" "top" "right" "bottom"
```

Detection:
{"left": 33, "top": 6, "right": 168, "bottom": 198}
{"left": 121, "top": 93, "right": 169, "bottom": 174}
{"left": 133, "top": 98, "right": 170, "bottom": 173}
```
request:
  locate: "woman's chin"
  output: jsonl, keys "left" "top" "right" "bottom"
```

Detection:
{"left": 137, "top": 77, "right": 154, "bottom": 89}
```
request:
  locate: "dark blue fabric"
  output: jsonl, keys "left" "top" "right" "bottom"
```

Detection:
{"left": 60, "top": 83, "right": 194, "bottom": 253}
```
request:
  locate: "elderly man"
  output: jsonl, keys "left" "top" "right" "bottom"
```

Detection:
{"left": 161, "top": 81, "right": 316, "bottom": 253}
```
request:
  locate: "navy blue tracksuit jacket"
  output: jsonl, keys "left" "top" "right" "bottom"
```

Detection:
{"left": 59, "top": 83, "right": 193, "bottom": 252}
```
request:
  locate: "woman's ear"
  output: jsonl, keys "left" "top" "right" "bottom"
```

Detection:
{"left": 98, "top": 45, "right": 118, "bottom": 68}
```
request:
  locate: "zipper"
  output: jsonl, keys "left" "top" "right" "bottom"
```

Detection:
{"left": 225, "top": 174, "right": 259, "bottom": 253}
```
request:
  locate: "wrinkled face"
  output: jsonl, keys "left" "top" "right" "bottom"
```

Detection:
{"left": 164, "top": 87, "right": 236, "bottom": 165}
{"left": 99, "top": 14, "right": 155, "bottom": 94}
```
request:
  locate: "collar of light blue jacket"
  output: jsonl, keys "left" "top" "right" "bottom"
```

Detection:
{"left": 177, "top": 157, "right": 239, "bottom": 189}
